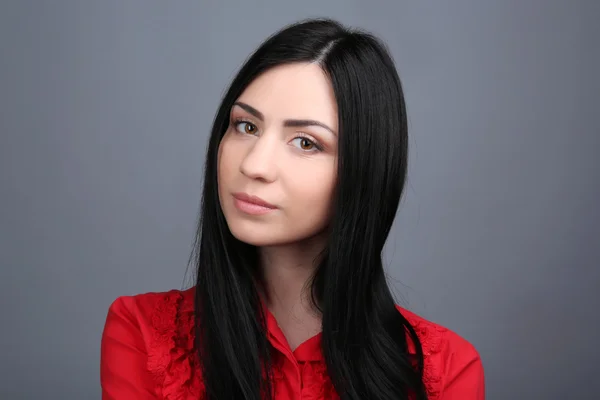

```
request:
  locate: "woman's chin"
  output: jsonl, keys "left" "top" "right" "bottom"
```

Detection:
{"left": 228, "top": 224, "right": 281, "bottom": 247}
{"left": 227, "top": 223, "right": 308, "bottom": 248}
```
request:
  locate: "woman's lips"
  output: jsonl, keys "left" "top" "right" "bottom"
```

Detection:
{"left": 232, "top": 192, "right": 277, "bottom": 215}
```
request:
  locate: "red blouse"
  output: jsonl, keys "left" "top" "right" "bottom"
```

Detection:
{"left": 101, "top": 287, "right": 484, "bottom": 399}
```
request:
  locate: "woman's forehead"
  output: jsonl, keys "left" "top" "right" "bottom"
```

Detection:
{"left": 235, "top": 63, "right": 338, "bottom": 131}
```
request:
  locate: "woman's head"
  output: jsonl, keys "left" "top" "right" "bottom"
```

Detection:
{"left": 196, "top": 19, "right": 426, "bottom": 400}
{"left": 218, "top": 62, "right": 338, "bottom": 247}
{"left": 208, "top": 18, "right": 407, "bottom": 252}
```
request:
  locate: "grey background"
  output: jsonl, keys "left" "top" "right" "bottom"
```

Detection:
{"left": 1, "top": 1, "right": 598, "bottom": 399}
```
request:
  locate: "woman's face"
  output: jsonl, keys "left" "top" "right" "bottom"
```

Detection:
{"left": 218, "top": 63, "right": 338, "bottom": 247}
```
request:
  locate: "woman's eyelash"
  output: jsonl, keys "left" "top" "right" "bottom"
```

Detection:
{"left": 232, "top": 117, "right": 253, "bottom": 124}
{"left": 232, "top": 118, "right": 256, "bottom": 130}
{"left": 294, "top": 133, "right": 323, "bottom": 151}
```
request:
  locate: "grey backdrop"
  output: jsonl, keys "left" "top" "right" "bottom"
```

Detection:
{"left": 1, "top": 1, "right": 598, "bottom": 399}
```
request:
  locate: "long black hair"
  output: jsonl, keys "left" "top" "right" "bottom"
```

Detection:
{"left": 193, "top": 18, "right": 428, "bottom": 400}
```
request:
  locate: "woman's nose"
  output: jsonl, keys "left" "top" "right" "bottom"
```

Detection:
{"left": 238, "top": 134, "right": 278, "bottom": 182}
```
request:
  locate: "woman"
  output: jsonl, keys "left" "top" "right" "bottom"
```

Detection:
{"left": 101, "top": 18, "right": 484, "bottom": 399}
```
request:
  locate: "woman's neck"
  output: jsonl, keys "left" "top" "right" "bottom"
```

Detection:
{"left": 258, "top": 235, "right": 325, "bottom": 349}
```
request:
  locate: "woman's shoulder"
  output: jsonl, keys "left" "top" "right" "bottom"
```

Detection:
{"left": 102, "top": 287, "right": 201, "bottom": 399}
{"left": 396, "top": 305, "right": 485, "bottom": 398}
{"left": 106, "top": 286, "right": 198, "bottom": 367}
{"left": 396, "top": 304, "right": 479, "bottom": 356}
{"left": 104, "top": 287, "right": 196, "bottom": 344}
{"left": 107, "top": 286, "right": 195, "bottom": 320}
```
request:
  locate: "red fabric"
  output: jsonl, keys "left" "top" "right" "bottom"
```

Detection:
{"left": 101, "top": 287, "right": 484, "bottom": 399}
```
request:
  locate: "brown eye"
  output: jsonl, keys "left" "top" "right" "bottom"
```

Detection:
{"left": 235, "top": 121, "right": 258, "bottom": 135}
{"left": 300, "top": 138, "right": 314, "bottom": 150}
{"left": 291, "top": 137, "right": 319, "bottom": 151}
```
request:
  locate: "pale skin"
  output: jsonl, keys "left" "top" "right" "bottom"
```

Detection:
{"left": 217, "top": 62, "right": 339, "bottom": 350}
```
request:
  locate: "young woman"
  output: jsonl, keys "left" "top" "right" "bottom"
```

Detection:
{"left": 101, "top": 18, "right": 484, "bottom": 400}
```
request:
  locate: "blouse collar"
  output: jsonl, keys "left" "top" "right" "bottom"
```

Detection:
{"left": 261, "top": 297, "right": 324, "bottom": 363}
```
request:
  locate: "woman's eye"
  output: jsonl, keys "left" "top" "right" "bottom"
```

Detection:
{"left": 291, "top": 137, "right": 317, "bottom": 151}
{"left": 235, "top": 121, "right": 258, "bottom": 135}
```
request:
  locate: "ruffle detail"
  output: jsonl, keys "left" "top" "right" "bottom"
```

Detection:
{"left": 263, "top": 360, "right": 286, "bottom": 398}
{"left": 143, "top": 290, "right": 446, "bottom": 399}
{"left": 299, "top": 361, "right": 338, "bottom": 400}
{"left": 406, "top": 315, "right": 447, "bottom": 399}
{"left": 147, "top": 290, "right": 204, "bottom": 399}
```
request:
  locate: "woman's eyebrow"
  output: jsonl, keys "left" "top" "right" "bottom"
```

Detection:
{"left": 283, "top": 119, "right": 336, "bottom": 136}
{"left": 233, "top": 101, "right": 336, "bottom": 136}
{"left": 233, "top": 101, "right": 264, "bottom": 120}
